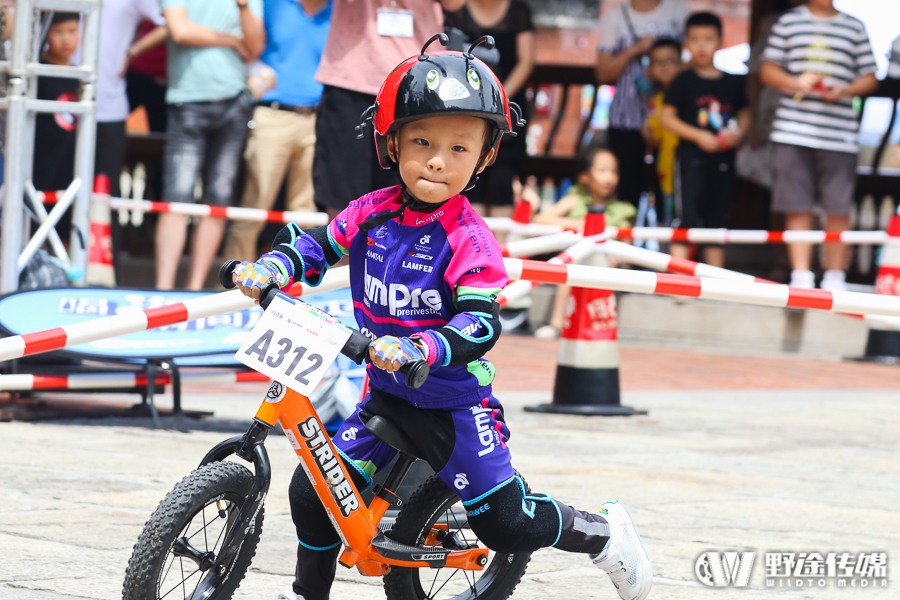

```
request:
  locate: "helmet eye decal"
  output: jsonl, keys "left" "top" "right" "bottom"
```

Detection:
{"left": 426, "top": 69, "right": 440, "bottom": 90}
{"left": 438, "top": 78, "right": 470, "bottom": 102}
{"left": 467, "top": 69, "right": 481, "bottom": 90}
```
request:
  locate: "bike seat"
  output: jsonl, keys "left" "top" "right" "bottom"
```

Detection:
{"left": 360, "top": 411, "right": 426, "bottom": 461}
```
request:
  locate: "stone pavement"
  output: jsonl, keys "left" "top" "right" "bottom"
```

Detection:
{"left": 1, "top": 337, "right": 898, "bottom": 600}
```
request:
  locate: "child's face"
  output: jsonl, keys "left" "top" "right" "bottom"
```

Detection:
{"left": 807, "top": 0, "right": 835, "bottom": 11}
{"left": 581, "top": 152, "right": 618, "bottom": 200}
{"left": 46, "top": 20, "right": 79, "bottom": 61}
{"left": 685, "top": 25, "right": 720, "bottom": 68}
{"left": 648, "top": 46, "right": 682, "bottom": 88}
{"left": 388, "top": 115, "right": 494, "bottom": 204}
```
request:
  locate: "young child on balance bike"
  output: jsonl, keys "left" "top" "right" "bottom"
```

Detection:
{"left": 233, "top": 34, "right": 652, "bottom": 600}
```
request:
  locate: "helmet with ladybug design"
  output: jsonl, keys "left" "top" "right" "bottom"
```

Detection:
{"left": 357, "top": 34, "right": 525, "bottom": 184}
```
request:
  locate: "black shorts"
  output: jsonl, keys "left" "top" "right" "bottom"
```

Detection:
{"left": 676, "top": 152, "right": 736, "bottom": 230}
{"left": 313, "top": 86, "right": 398, "bottom": 210}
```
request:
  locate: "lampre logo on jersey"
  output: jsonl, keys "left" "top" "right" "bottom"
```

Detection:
{"left": 364, "top": 263, "right": 442, "bottom": 317}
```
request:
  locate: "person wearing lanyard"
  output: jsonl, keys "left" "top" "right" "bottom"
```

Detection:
{"left": 311, "top": 0, "right": 464, "bottom": 220}
{"left": 222, "top": 0, "right": 332, "bottom": 262}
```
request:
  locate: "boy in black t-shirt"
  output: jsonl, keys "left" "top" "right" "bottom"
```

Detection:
{"left": 661, "top": 11, "right": 749, "bottom": 268}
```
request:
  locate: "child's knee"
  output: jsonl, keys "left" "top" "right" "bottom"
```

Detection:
{"left": 464, "top": 477, "right": 560, "bottom": 554}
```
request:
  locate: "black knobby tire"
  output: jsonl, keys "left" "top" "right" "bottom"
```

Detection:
{"left": 122, "top": 461, "right": 264, "bottom": 600}
{"left": 383, "top": 474, "right": 531, "bottom": 600}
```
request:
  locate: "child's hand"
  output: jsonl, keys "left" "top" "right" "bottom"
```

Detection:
{"left": 717, "top": 129, "right": 742, "bottom": 149}
{"left": 795, "top": 72, "right": 820, "bottom": 94}
{"left": 696, "top": 131, "right": 722, "bottom": 153}
{"left": 820, "top": 84, "right": 846, "bottom": 103}
{"left": 368, "top": 336, "right": 427, "bottom": 374}
{"left": 232, "top": 260, "right": 284, "bottom": 303}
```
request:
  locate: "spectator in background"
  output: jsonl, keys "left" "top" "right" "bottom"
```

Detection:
{"left": 595, "top": 0, "right": 689, "bottom": 208}
{"left": 33, "top": 12, "right": 80, "bottom": 196}
{"left": 96, "top": 0, "right": 166, "bottom": 198}
{"left": 890, "top": 34, "right": 900, "bottom": 79}
{"left": 641, "top": 37, "right": 682, "bottom": 224}
{"left": 533, "top": 147, "right": 635, "bottom": 339}
{"left": 661, "top": 12, "right": 749, "bottom": 268}
{"left": 155, "top": 0, "right": 264, "bottom": 290}
{"left": 444, "top": 0, "right": 534, "bottom": 220}
{"left": 761, "top": 0, "right": 878, "bottom": 290}
{"left": 126, "top": 19, "right": 169, "bottom": 133}
{"left": 313, "top": 0, "right": 464, "bottom": 219}
{"left": 222, "top": 0, "right": 331, "bottom": 263}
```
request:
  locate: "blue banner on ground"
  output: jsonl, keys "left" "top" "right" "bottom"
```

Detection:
{"left": 0, "top": 287, "right": 356, "bottom": 361}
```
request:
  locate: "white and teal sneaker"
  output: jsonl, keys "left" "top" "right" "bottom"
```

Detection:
{"left": 591, "top": 500, "right": 652, "bottom": 600}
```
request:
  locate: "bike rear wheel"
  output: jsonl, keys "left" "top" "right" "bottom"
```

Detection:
{"left": 122, "top": 461, "right": 264, "bottom": 600}
{"left": 383, "top": 474, "right": 531, "bottom": 600}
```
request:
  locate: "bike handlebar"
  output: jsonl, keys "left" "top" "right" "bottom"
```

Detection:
{"left": 219, "top": 260, "right": 429, "bottom": 389}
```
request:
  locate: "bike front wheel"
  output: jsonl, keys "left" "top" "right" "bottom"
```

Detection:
{"left": 122, "top": 461, "right": 264, "bottom": 600}
{"left": 383, "top": 474, "right": 531, "bottom": 600}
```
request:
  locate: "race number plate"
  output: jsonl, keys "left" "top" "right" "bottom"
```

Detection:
{"left": 236, "top": 294, "right": 352, "bottom": 396}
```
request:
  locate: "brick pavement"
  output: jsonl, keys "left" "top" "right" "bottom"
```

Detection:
{"left": 487, "top": 335, "right": 900, "bottom": 392}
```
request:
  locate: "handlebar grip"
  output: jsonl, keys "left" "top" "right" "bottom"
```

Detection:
{"left": 258, "top": 283, "right": 280, "bottom": 310}
{"left": 343, "top": 330, "right": 373, "bottom": 365}
{"left": 398, "top": 360, "right": 430, "bottom": 389}
{"left": 219, "top": 259, "right": 241, "bottom": 289}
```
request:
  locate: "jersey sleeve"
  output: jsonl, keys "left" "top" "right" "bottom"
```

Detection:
{"left": 412, "top": 210, "right": 508, "bottom": 369}
{"left": 260, "top": 188, "right": 399, "bottom": 289}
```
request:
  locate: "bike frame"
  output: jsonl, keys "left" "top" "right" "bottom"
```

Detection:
{"left": 206, "top": 383, "right": 489, "bottom": 577}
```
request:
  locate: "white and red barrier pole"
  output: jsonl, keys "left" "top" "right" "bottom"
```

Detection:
{"left": 526, "top": 207, "right": 644, "bottom": 416}
{"left": 0, "top": 370, "right": 269, "bottom": 392}
{"left": 101, "top": 196, "right": 329, "bottom": 228}
{"left": 484, "top": 217, "right": 889, "bottom": 245}
{"left": 501, "top": 258, "right": 900, "bottom": 318}
{"left": 9, "top": 258, "right": 900, "bottom": 363}
{"left": 0, "top": 267, "right": 350, "bottom": 362}
{"left": 863, "top": 209, "right": 900, "bottom": 363}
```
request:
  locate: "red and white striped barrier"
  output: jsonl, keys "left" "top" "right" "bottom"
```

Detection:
{"left": 594, "top": 238, "right": 900, "bottom": 332}
{"left": 0, "top": 370, "right": 269, "bottom": 392}
{"left": 0, "top": 267, "right": 350, "bottom": 362}
{"left": 101, "top": 197, "right": 329, "bottom": 227}
{"left": 8, "top": 258, "right": 900, "bottom": 364}
{"left": 497, "top": 235, "right": 602, "bottom": 308}
{"left": 595, "top": 239, "right": 774, "bottom": 283}
{"left": 500, "top": 231, "right": 580, "bottom": 258}
{"left": 502, "top": 258, "right": 900, "bottom": 318}
{"left": 483, "top": 216, "right": 888, "bottom": 245}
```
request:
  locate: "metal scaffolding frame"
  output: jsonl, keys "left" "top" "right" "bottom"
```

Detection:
{"left": 0, "top": 0, "right": 100, "bottom": 292}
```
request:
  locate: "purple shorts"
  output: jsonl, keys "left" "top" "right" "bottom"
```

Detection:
{"left": 333, "top": 388, "right": 514, "bottom": 502}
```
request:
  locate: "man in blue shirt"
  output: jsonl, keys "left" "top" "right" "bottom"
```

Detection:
{"left": 222, "top": 0, "right": 331, "bottom": 262}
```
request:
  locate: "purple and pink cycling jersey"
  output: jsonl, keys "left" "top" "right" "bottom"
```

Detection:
{"left": 264, "top": 186, "right": 509, "bottom": 408}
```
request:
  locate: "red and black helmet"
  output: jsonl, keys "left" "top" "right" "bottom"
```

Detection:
{"left": 357, "top": 34, "right": 525, "bottom": 171}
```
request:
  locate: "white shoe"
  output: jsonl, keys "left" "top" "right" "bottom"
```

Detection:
{"left": 820, "top": 269, "right": 847, "bottom": 292}
{"left": 533, "top": 324, "right": 559, "bottom": 340}
{"left": 276, "top": 590, "right": 304, "bottom": 600}
{"left": 789, "top": 269, "right": 815, "bottom": 289}
{"left": 591, "top": 501, "right": 652, "bottom": 600}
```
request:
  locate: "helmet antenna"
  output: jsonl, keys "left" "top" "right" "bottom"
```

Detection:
{"left": 465, "top": 35, "right": 495, "bottom": 59}
{"left": 419, "top": 33, "right": 449, "bottom": 61}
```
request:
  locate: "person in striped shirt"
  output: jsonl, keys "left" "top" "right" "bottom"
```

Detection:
{"left": 761, "top": 0, "right": 878, "bottom": 290}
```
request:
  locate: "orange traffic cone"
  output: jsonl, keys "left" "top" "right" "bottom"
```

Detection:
{"left": 86, "top": 174, "right": 116, "bottom": 286}
{"left": 526, "top": 207, "right": 646, "bottom": 415}
{"left": 862, "top": 209, "right": 900, "bottom": 363}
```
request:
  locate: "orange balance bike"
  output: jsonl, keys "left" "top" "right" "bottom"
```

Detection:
{"left": 122, "top": 261, "right": 532, "bottom": 600}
